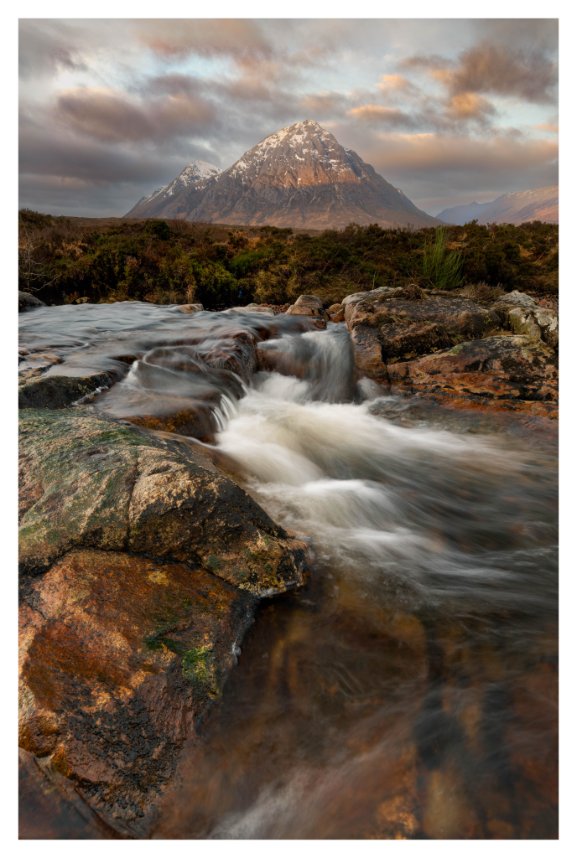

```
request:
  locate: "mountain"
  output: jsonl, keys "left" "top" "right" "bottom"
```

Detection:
{"left": 125, "top": 120, "right": 438, "bottom": 229}
{"left": 437, "top": 186, "right": 558, "bottom": 226}
{"left": 125, "top": 160, "right": 221, "bottom": 219}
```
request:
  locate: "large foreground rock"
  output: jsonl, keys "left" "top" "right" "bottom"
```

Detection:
{"left": 19, "top": 408, "right": 307, "bottom": 595}
{"left": 19, "top": 408, "right": 308, "bottom": 834}
{"left": 19, "top": 550, "right": 255, "bottom": 835}
{"left": 386, "top": 335, "right": 558, "bottom": 416}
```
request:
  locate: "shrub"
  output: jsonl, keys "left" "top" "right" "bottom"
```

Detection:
{"left": 422, "top": 227, "right": 463, "bottom": 290}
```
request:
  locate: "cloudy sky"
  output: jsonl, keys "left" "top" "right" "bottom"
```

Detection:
{"left": 19, "top": 17, "right": 558, "bottom": 217}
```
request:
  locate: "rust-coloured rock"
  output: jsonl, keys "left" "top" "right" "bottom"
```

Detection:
{"left": 386, "top": 335, "right": 558, "bottom": 415}
{"left": 19, "top": 550, "right": 256, "bottom": 834}
{"left": 19, "top": 407, "right": 310, "bottom": 835}
{"left": 327, "top": 303, "right": 345, "bottom": 323}
{"left": 286, "top": 294, "right": 327, "bottom": 320}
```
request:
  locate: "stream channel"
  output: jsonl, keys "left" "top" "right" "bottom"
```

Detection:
{"left": 19, "top": 303, "right": 558, "bottom": 839}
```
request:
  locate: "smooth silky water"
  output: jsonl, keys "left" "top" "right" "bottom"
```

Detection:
{"left": 19, "top": 304, "right": 558, "bottom": 839}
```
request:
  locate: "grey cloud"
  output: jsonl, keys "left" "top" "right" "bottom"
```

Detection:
{"left": 356, "top": 131, "right": 558, "bottom": 209}
{"left": 448, "top": 42, "right": 557, "bottom": 104}
{"left": 475, "top": 19, "right": 558, "bottom": 53}
{"left": 18, "top": 120, "right": 220, "bottom": 216}
{"left": 300, "top": 92, "right": 348, "bottom": 119}
{"left": 20, "top": 120, "right": 188, "bottom": 186}
{"left": 19, "top": 20, "right": 87, "bottom": 78}
{"left": 401, "top": 54, "right": 449, "bottom": 71}
{"left": 146, "top": 74, "right": 205, "bottom": 97}
{"left": 19, "top": 174, "right": 146, "bottom": 218}
{"left": 55, "top": 88, "right": 217, "bottom": 144}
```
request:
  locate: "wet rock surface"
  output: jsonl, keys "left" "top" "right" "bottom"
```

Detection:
{"left": 19, "top": 370, "right": 117, "bottom": 409}
{"left": 19, "top": 291, "right": 46, "bottom": 311}
{"left": 386, "top": 335, "right": 558, "bottom": 416}
{"left": 19, "top": 406, "right": 308, "bottom": 833}
{"left": 19, "top": 408, "right": 307, "bottom": 594}
{"left": 343, "top": 286, "right": 557, "bottom": 414}
{"left": 19, "top": 550, "right": 256, "bottom": 835}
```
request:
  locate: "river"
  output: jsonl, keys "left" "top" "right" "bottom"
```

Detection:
{"left": 19, "top": 303, "right": 558, "bottom": 839}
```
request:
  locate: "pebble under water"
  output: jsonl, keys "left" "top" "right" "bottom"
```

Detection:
{"left": 19, "top": 303, "right": 558, "bottom": 839}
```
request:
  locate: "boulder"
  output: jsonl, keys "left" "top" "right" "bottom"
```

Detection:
{"left": 327, "top": 303, "right": 345, "bottom": 323}
{"left": 386, "top": 335, "right": 558, "bottom": 415}
{"left": 19, "top": 370, "right": 116, "bottom": 409}
{"left": 227, "top": 303, "right": 275, "bottom": 315}
{"left": 19, "top": 408, "right": 307, "bottom": 595}
{"left": 494, "top": 290, "right": 536, "bottom": 310}
{"left": 286, "top": 294, "right": 327, "bottom": 320}
{"left": 19, "top": 549, "right": 256, "bottom": 835}
{"left": 492, "top": 291, "right": 558, "bottom": 348}
{"left": 342, "top": 286, "right": 399, "bottom": 308}
{"left": 176, "top": 303, "right": 204, "bottom": 314}
{"left": 345, "top": 286, "right": 499, "bottom": 372}
{"left": 349, "top": 325, "right": 388, "bottom": 381}
{"left": 19, "top": 291, "right": 46, "bottom": 311}
{"left": 19, "top": 408, "right": 309, "bottom": 834}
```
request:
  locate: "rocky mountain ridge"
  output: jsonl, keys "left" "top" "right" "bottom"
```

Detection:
{"left": 126, "top": 160, "right": 221, "bottom": 220}
{"left": 126, "top": 120, "right": 439, "bottom": 229}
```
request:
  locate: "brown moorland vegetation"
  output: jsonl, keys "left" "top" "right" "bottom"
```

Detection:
{"left": 19, "top": 210, "right": 558, "bottom": 310}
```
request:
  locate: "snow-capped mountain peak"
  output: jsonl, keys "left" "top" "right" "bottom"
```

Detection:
{"left": 125, "top": 160, "right": 220, "bottom": 218}
{"left": 161, "top": 161, "right": 220, "bottom": 197}
{"left": 227, "top": 120, "right": 365, "bottom": 184}
{"left": 126, "top": 120, "right": 439, "bottom": 229}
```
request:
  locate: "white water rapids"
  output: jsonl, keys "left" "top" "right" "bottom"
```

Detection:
{"left": 212, "top": 327, "right": 554, "bottom": 616}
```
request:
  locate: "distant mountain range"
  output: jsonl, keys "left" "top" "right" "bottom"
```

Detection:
{"left": 125, "top": 120, "right": 439, "bottom": 229}
{"left": 437, "top": 186, "right": 558, "bottom": 226}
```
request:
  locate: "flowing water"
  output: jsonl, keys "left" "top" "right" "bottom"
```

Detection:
{"left": 19, "top": 303, "right": 558, "bottom": 839}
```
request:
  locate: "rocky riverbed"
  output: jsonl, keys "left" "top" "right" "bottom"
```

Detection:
{"left": 18, "top": 287, "right": 558, "bottom": 838}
